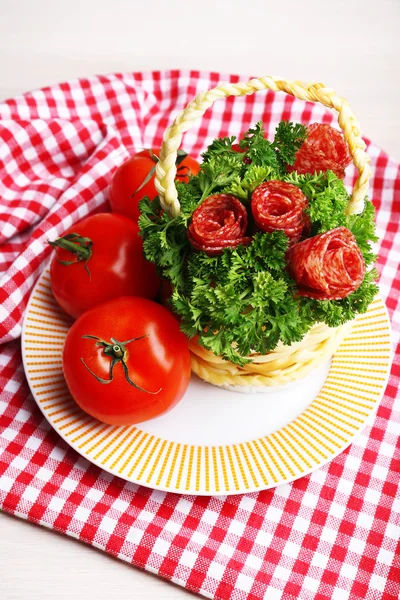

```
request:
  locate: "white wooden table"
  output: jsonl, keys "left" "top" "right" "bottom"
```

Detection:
{"left": 1, "top": 1, "right": 399, "bottom": 598}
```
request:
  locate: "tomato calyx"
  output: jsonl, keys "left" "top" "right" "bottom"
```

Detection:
{"left": 49, "top": 233, "right": 93, "bottom": 277}
{"left": 131, "top": 149, "right": 189, "bottom": 198}
{"left": 80, "top": 334, "right": 161, "bottom": 393}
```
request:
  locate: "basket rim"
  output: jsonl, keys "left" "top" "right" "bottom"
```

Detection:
{"left": 154, "top": 76, "right": 371, "bottom": 218}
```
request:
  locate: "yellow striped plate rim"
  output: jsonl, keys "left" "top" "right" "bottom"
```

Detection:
{"left": 22, "top": 269, "right": 392, "bottom": 495}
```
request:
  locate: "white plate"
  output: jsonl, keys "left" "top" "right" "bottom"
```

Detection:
{"left": 22, "top": 268, "right": 392, "bottom": 495}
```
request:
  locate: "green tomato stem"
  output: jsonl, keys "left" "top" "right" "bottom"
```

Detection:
{"left": 80, "top": 334, "right": 161, "bottom": 394}
{"left": 48, "top": 232, "right": 93, "bottom": 278}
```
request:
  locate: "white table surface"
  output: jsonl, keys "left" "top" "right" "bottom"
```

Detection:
{"left": 0, "top": 1, "right": 399, "bottom": 598}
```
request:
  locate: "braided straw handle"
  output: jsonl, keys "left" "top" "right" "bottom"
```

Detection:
{"left": 155, "top": 77, "right": 371, "bottom": 218}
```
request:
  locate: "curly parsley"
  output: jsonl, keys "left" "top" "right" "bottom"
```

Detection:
{"left": 139, "top": 120, "right": 378, "bottom": 365}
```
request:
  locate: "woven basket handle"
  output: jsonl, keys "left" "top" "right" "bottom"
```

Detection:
{"left": 154, "top": 77, "right": 371, "bottom": 218}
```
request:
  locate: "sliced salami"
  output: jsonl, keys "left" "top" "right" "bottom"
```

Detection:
{"left": 289, "top": 123, "right": 351, "bottom": 179}
{"left": 187, "top": 194, "right": 251, "bottom": 256}
{"left": 251, "top": 180, "right": 309, "bottom": 243}
{"left": 288, "top": 227, "right": 365, "bottom": 300}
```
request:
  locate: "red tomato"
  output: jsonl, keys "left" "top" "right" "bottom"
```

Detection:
{"left": 50, "top": 213, "right": 160, "bottom": 319}
{"left": 63, "top": 297, "right": 191, "bottom": 425}
{"left": 109, "top": 148, "right": 200, "bottom": 222}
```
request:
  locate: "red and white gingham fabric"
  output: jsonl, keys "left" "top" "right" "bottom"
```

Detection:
{"left": 1, "top": 71, "right": 400, "bottom": 600}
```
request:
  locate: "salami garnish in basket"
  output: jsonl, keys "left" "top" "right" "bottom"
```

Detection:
{"left": 289, "top": 123, "right": 351, "bottom": 179}
{"left": 288, "top": 227, "right": 365, "bottom": 300}
{"left": 187, "top": 194, "right": 251, "bottom": 256}
{"left": 251, "top": 181, "right": 309, "bottom": 243}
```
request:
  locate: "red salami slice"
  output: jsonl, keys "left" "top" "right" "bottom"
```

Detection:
{"left": 289, "top": 123, "right": 351, "bottom": 179}
{"left": 251, "top": 181, "right": 309, "bottom": 243}
{"left": 288, "top": 227, "right": 365, "bottom": 300}
{"left": 187, "top": 194, "right": 251, "bottom": 256}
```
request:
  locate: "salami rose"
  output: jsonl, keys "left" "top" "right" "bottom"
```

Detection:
{"left": 288, "top": 227, "right": 365, "bottom": 300}
{"left": 187, "top": 194, "right": 251, "bottom": 256}
{"left": 290, "top": 123, "right": 351, "bottom": 179}
{"left": 251, "top": 181, "right": 309, "bottom": 243}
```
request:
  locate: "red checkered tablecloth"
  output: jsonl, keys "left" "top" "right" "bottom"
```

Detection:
{"left": 0, "top": 71, "right": 399, "bottom": 600}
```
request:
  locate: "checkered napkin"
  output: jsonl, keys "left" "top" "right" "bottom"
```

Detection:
{"left": 1, "top": 71, "right": 399, "bottom": 600}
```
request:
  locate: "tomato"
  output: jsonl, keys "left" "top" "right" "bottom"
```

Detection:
{"left": 50, "top": 213, "right": 160, "bottom": 319}
{"left": 109, "top": 148, "right": 200, "bottom": 222}
{"left": 63, "top": 297, "right": 191, "bottom": 425}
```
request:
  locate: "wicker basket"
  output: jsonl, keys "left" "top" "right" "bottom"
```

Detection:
{"left": 154, "top": 77, "right": 372, "bottom": 389}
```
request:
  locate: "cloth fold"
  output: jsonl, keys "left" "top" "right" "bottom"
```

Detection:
{"left": 0, "top": 70, "right": 399, "bottom": 600}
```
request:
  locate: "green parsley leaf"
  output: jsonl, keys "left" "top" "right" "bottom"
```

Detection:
{"left": 202, "top": 135, "right": 239, "bottom": 162}
{"left": 138, "top": 195, "right": 192, "bottom": 290}
{"left": 347, "top": 199, "right": 378, "bottom": 266}
{"left": 175, "top": 179, "right": 202, "bottom": 221}
{"left": 197, "top": 154, "right": 243, "bottom": 202}
{"left": 273, "top": 121, "right": 307, "bottom": 169}
{"left": 300, "top": 268, "right": 379, "bottom": 328}
{"left": 240, "top": 121, "right": 280, "bottom": 171}
{"left": 222, "top": 165, "right": 279, "bottom": 202}
{"left": 284, "top": 170, "right": 349, "bottom": 233}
